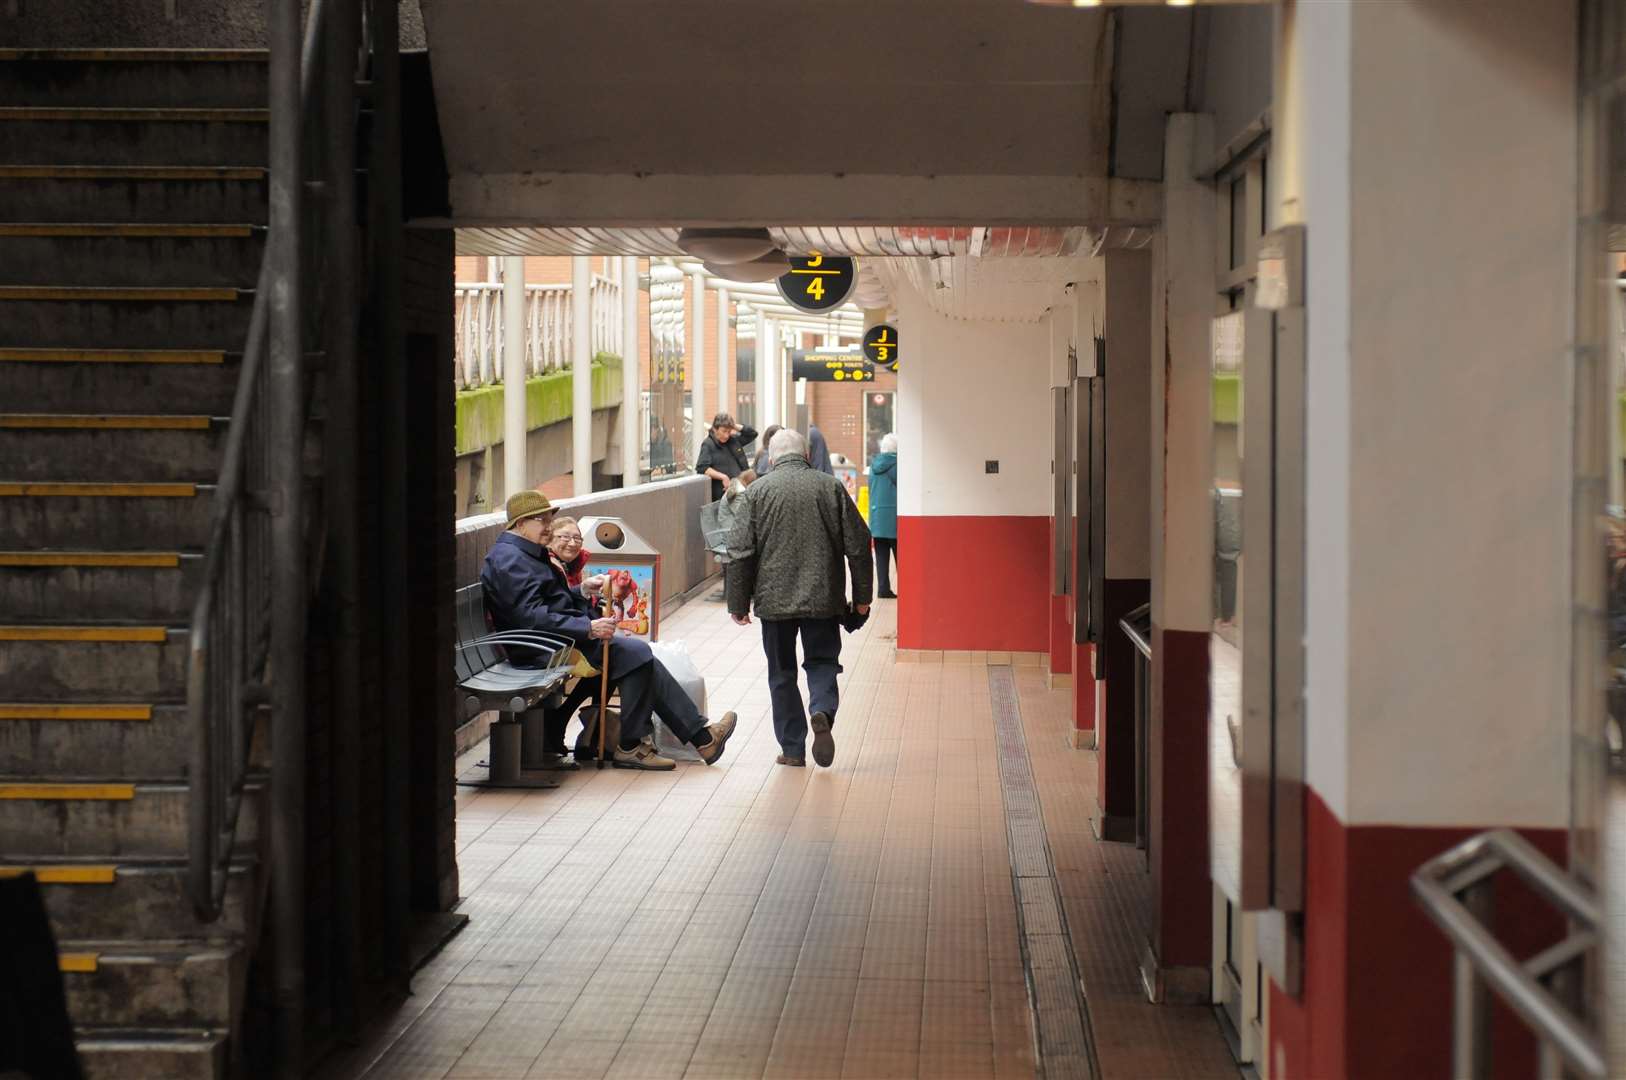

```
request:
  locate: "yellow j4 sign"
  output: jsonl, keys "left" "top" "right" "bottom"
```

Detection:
{"left": 777, "top": 252, "right": 857, "bottom": 314}
{"left": 862, "top": 324, "right": 899, "bottom": 372}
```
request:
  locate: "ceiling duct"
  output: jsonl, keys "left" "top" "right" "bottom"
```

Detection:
{"left": 701, "top": 252, "right": 790, "bottom": 283}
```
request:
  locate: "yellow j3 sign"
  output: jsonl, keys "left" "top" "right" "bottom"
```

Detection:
{"left": 862, "top": 324, "right": 899, "bottom": 372}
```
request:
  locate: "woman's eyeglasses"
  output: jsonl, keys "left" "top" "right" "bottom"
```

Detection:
{"left": 554, "top": 534, "right": 583, "bottom": 545}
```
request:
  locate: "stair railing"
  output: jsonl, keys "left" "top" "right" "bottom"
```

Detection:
{"left": 1411, "top": 829, "right": 1606, "bottom": 1079}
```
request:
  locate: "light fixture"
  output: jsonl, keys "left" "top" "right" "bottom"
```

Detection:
{"left": 676, "top": 228, "right": 777, "bottom": 265}
{"left": 702, "top": 251, "right": 790, "bottom": 283}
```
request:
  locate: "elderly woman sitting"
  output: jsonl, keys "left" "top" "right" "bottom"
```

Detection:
{"left": 547, "top": 516, "right": 601, "bottom": 591}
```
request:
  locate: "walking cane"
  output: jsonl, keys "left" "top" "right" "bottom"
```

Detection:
{"left": 595, "top": 594, "right": 613, "bottom": 769}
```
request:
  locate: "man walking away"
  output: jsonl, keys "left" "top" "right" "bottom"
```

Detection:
{"left": 726, "top": 429, "right": 872, "bottom": 767}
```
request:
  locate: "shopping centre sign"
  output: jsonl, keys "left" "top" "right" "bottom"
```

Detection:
{"left": 790, "top": 349, "right": 875, "bottom": 382}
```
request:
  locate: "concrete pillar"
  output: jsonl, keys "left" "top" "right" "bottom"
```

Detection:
{"left": 690, "top": 268, "right": 708, "bottom": 460}
{"left": 620, "top": 255, "right": 640, "bottom": 487}
{"left": 758, "top": 312, "right": 777, "bottom": 428}
{"left": 1265, "top": 3, "right": 1576, "bottom": 1077}
{"left": 501, "top": 255, "right": 527, "bottom": 501}
{"left": 1047, "top": 293, "right": 1075, "bottom": 686}
{"left": 716, "top": 287, "right": 731, "bottom": 422}
{"left": 571, "top": 255, "right": 592, "bottom": 497}
{"left": 1142, "top": 112, "right": 1216, "bottom": 1005}
{"left": 1093, "top": 248, "right": 1152, "bottom": 842}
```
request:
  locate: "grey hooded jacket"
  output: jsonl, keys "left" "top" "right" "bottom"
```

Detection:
{"left": 725, "top": 455, "right": 873, "bottom": 620}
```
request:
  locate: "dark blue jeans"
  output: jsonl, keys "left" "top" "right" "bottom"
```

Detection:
{"left": 761, "top": 617, "right": 842, "bottom": 757}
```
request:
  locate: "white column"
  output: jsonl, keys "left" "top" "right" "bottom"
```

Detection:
{"left": 621, "top": 255, "right": 641, "bottom": 487}
{"left": 501, "top": 255, "right": 527, "bottom": 501}
{"left": 690, "top": 267, "right": 708, "bottom": 460}
{"left": 716, "top": 287, "right": 731, "bottom": 421}
{"left": 758, "top": 311, "right": 776, "bottom": 428}
{"left": 571, "top": 255, "right": 592, "bottom": 497}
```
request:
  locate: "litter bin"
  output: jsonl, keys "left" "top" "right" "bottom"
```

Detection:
{"left": 578, "top": 516, "right": 661, "bottom": 641}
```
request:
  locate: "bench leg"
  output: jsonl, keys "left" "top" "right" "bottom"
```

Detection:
{"left": 490, "top": 719, "right": 523, "bottom": 783}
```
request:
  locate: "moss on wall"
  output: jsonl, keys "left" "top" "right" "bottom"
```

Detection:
{"left": 455, "top": 354, "right": 623, "bottom": 456}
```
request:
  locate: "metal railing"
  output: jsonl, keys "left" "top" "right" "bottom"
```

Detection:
{"left": 1119, "top": 603, "right": 1151, "bottom": 857}
{"left": 453, "top": 275, "right": 622, "bottom": 389}
{"left": 187, "top": 0, "right": 375, "bottom": 1071}
{"left": 1411, "top": 829, "right": 1606, "bottom": 1079}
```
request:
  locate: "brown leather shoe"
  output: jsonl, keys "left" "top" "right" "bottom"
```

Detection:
{"left": 612, "top": 741, "right": 676, "bottom": 771}
{"left": 809, "top": 712, "right": 835, "bottom": 768}
{"left": 695, "top": 711, "right": 738, "bottom": 765}
{"left": 775, "top": 754, "right": 806, "bottom": 767}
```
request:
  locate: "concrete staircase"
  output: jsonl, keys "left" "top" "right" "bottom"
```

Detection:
{"left": 0, "top": 48, "right": 271, "bottom": 1080}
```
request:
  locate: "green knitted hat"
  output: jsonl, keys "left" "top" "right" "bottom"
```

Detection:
{"left": 505, "top": 490, "right": 553, "bottom": 529}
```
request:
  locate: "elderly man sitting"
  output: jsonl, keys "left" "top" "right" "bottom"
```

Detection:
{"left": 481, "top": 491, "right": 737, "bottom": 770}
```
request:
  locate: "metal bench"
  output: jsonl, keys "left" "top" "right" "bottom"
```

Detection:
{"left": 455, "top": 583, "right": 576, "bottom": 787}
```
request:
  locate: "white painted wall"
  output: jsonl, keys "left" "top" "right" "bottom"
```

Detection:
{"left": 1285, "top": 0, "right": 1576, "bottom": 828}
{"left": 894, "top": 284, "right": 1055, "bottom": 520}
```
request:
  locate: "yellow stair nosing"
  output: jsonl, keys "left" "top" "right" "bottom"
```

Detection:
{"left": 0, "top": 551, "right": 181, "bottom": 568}
{"left": 0, "top": 286, "right": 243, "bottom": 302}
{"left": 0, "top": 865, "right": 117, "bottom": 885}
{"left": 57, "top": 952, "right": 100, "bottom": 973}
{"left": 0, "top": 704, "right": 154, "bottom": 721}
{"left": 0, "top": 482, "right": 199, "bottom": 497}
{"left": 0, "top": 223, "right": 256, "bottom": 239}
{"left": 0, "top": 165, "right": 265, "bottom": 180}
{"left": 0, "top": 106, "right": 268, "bottom": 123}
{"left": 0, "top": 626, "right": 169, "bottom": 643}
{"left": 0, "top": 783, "right": 137, "bottom": 801}
{"left": 0, "top": 414, "right": 213, "bottom": 431}
{"left": 0, "top": 348, "right": 226, "bottom": 364}
{"left": 0, "top": 48, "right": 267, "bottom": 62}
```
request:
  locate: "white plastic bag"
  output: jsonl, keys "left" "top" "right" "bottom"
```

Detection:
{"left": 648, "top": 640, "right": 706, "bottom": 761}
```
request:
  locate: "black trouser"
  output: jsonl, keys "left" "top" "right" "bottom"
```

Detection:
{"left": 761, "top": 617, "right": 842, "bottom": 757}
{"left": 874, "top": 537, "right": 897, "bottom": 595}
{"left": 614, "top": 658, "right": 706, "bottom": 748}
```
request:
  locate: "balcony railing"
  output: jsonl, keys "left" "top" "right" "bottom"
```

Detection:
{"left": 454, "top": 274, "right": 622, "bottom": 390}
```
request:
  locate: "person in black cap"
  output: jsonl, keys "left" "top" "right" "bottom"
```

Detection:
{"left": 695, "top": 411, "right": 758, "bottom": 500}
{"left": 481, "top": 491, "right": 737, "bottom": 770}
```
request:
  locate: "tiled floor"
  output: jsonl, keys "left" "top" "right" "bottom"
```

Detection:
{"left": 325, "top": 597, "right": 1236, "bottom": 1080}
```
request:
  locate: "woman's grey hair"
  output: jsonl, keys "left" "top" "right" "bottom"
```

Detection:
{"left": 879, "top": 432, "right": 898, "bottom": 454}
{"left": 769, "top": 427, "right": 809, "bottom": 463}
{"left": 550, "top": 515, "right": 580, "bottom": 536}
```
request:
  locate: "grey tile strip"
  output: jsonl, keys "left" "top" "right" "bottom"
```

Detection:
{"left": 990, "top": 664, "right": 1100, "bottom": 1080}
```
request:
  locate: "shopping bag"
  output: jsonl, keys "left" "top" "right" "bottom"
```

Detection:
{"left": 649, "top": 639, "right": 706, "bottom": 761}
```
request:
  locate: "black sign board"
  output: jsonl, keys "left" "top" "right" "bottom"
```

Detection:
{"left": 776, "top": 253, "right": 856, "bottom": 313}
{"left": 790, "top": 350, "right": 875, "bottom": 383}
{"left": 862, "top": 324, "right": 899, "bottom": 372}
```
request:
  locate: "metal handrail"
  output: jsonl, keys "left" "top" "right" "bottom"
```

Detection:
{"left": 186, "top": 0, "right": 339, "bottom": 921}
{"left": 1411, "top": 829, "right": 1606, "bottom": 1079}
{"left": 1118, "top": 614, "right": 1151, "bottom": 659}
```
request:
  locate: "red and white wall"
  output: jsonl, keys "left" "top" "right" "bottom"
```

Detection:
{"left": 889, "top": 273, "right": 1074, "bottom": 654}
{"left": 1266, "top": 1, "right": 1577, "bottom": 1074}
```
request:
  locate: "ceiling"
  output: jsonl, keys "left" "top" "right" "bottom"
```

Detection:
{"left": 453, "top": 226, "right": 1109, "bottom": 259}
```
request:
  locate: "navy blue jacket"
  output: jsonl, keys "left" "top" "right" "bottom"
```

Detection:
{"left": 480, "top": 531, "right": 652, "bottom": 680}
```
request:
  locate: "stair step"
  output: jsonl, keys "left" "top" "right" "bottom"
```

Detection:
{"left": 0, "top": 228, "right": 262, "bottom": 287}
{"left": 0, "top": 483, "right": 213, "bottom": 550}
{"left": 0, "top": 703, "right": 214, "bottom": 780}
{"left": 3, "top": 859, "right": 254, "bottom": 941}
{"left": 2, "top": 291, "right": 255, "bottom": 349}
{"left": 0, "top": 108, "right": 268, "bottom": 167}
{"left": 0, "top": 863, "right": 118, "bottom": 883}
{"left": 0, "top": 48, "right": 267, "bottom": 109}
{"left": 0, "top": 351, "right": 238, "bottom": 415}
{"left": 77, "top": 1030, "right": 228, "bottom": 1080}
{"left": 58, "top": 944, "right": 243, "bottom": 1027}
{"left": 0, "top": 782, "right": 136, "bottom": 799}
{"left": 62, "top": 950, "right": 101, "bottom": 972}
{"left": 0, "top": 552, "right": 203, "bottom": 621}
{"left": 0, "top": 417, "right": 226, "bottom": 483}
{"left": 0, "top": 627, "right": 188, "bottom": 699}
{"left": 0, "top": 167, "right": 268, "bottom": 225}
{"left": 0, "top": 782, "right": 261, "bottom": 858}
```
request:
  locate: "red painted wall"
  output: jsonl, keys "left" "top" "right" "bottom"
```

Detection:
{"left": 896, "top": 515, "right": 1050, "bottom": 652}
{"left": 1269, "top": 789, "right": 1566, "bottom": 1080}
